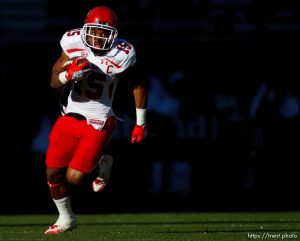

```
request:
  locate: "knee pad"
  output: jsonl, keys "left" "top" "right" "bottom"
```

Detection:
{"left": 47, "top": 181, "right": 64, "bottom": 188}
{"left": 47, "top": 176, "right": 65, "bottom": 188}
{"left": 47, "top": 169, "right": 66, "bottom": 188}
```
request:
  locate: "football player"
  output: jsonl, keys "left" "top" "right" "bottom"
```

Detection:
{"left": 44, "top": 6, "right": 147, "bottom": 234}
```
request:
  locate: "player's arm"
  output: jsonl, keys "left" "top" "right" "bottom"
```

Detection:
{"left": 51, "top": 51, "right": 91, "bottom": 89}
{"left": 51, "top": 51, "right": 70, "bottom": 89}
{"left": 133, "top": 84, "right": 147, "bottom": 117}
{"left": 131, "top": 77, "right": 148, "bottom": 143}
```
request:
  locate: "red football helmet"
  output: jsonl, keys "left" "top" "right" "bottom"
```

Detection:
{"left": 82, "top": 6, "right": 118, "bottom": 51}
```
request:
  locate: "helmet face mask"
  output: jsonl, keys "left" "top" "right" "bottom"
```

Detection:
{"left": 83, "top": 24, "right": 118, "bottom": 51}
{"left": 82, "top": 6, "right": 118, "bottom": 52}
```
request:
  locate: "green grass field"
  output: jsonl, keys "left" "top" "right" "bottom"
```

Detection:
{"left": 0, "top": 212, "right": 299, "bottom": 241}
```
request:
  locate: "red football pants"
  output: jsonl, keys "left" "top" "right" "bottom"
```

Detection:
{"left": 46, "top": 115, "right": 115, "bottom": 173}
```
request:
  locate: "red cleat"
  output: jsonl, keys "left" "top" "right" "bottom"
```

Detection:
{"left": 44, "top": 224, "right": 65, "bottom": 235}
{"left": 44, "top": 219, "right": 77, "bottom": 235}
{"left": 92, "top": 154, "right": 113, "bottom": 192}
{"left": 92, "top": 177, "right": 109, "bottom": 192}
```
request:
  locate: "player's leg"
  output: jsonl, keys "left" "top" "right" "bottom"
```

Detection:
{"left": 44, "top": 166, "right": 88, "bottom": 235}
{"left": 92, "top": 154, "right": 114, "bottom": 192}
{"left": 71, "top": 116, "right": 116, "bottom": 192}
{"left": 44, "top": 116, "right": 79, "bottom": 235}
{"left": 44, "top": 167, "right": 77, "bottom": 235}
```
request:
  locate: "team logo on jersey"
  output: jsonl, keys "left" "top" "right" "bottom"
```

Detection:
{"left": 81, "top": 51, "right": 88, "bottom": 58}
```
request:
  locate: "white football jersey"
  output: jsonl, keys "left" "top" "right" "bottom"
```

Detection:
{"left": 60, "top": 28, "right": 136, "bottom": 130}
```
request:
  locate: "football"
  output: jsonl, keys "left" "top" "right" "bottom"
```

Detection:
{"left": 63, "top": 57, "right": 90, "bottom": 72}
{"left": 76, "top": 57, "right": 89, "bottom": 66}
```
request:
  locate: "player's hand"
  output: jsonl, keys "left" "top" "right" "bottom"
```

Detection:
{"left": 131, "top": 124, "right": 147, "bottom": 144}
{"left": 65, "top": 58, "right": 91, "bottom": 81}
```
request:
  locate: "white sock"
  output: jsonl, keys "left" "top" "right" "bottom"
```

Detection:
{"left": 53, "top": 196, "right": 76, "bottom": 223}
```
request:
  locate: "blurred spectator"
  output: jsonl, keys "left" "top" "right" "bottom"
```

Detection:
{"left": 147, "top": 69, "right": 194, "bottom": 196}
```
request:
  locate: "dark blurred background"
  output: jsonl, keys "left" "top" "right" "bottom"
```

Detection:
{"left": 1, "top": 0, "right": 300, "bottom": 214}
